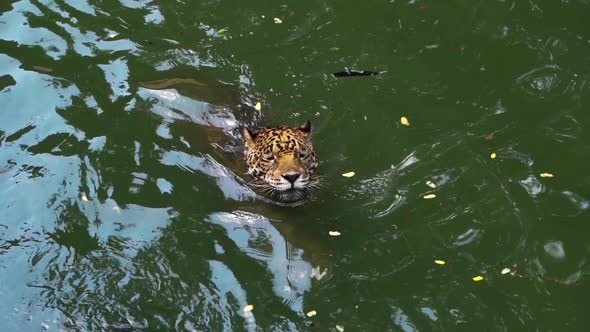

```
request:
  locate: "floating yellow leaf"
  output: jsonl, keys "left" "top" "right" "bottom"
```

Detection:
{"left": 243, "top": 304, "right": 254, "bottom": 312}
{"left": 306, "top": 310, "right": 317, "bottom": 317}
{"left": 426, "top": 180, "right": 436, "bottom": 188}
{"left": 400, "top": 116, "right": 410, "bottom": 126}
{"left": 81, "top": 195, "right": 89, "bottom": 202}
{"left": 434, "top": 260, "right": 446, "bottom": 265}
{"left": 490, "top": 153, "right": 497, "bottom": 159}
{"left": 328, "top": 231, "right": 341, "bottom": 237}
{"left": 274, "top": 17, "right": 283, "bottom": 24}
{"left": 540, "top": 172, "right": 554, "bottom": 178}
{"left": 342, "top": 171, "right": 355, "bottom": 178}
{"left": 501, "top": 268, "right": 511, "bottom": 275}
{"left": 336, "top": 325, "right": 345, "bottom": 332}
{"left": 472, "top": 275, "right": 484, "bottom": 281}
{"left": 423, "top": 194, "right": 437, "bottom": 199}
{"left": 32, "top": 65, "right": 54, "bottom": 73}
{"left": 254, "top": 102, "right": 262, "bottom": 111}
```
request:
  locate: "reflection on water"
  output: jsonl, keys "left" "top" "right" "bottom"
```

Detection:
{"left": 209, "top": 211, "right": 315, "bottom": 313}
{"left": 1, "top": 0, "right": 590, "bottom": 330}
{"left": 138, "top": 88, "right": 239, "bottom": 130}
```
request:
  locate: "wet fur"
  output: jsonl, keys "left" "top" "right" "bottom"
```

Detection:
{"left": 243, "top": 121, "right": 321, "bottom": 202}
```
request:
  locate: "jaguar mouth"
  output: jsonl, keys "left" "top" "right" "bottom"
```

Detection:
{"left": 275, "top": 188, "right": 307, "bottom": 202}
{"left": 249, "top": 182, "right": 308, "bottom": 202}
{"left": 248, "top": 176, "right": 323, "bottom": 203}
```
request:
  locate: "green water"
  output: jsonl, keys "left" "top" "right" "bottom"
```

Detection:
{"left": 1, "top": 0, "right": 589, "bottom": 330}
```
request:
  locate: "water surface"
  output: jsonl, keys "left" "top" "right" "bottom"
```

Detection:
{"left": 1, "top": 0, "right": 589, "bottom": 330}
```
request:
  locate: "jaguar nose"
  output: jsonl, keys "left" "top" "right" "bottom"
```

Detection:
{"left": 282, "top": 173, "right": 301, "bottom": 184}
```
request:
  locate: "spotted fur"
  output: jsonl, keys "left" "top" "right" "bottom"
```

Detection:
{"left": 243, "top": 121, "right": 319, "bottom": 202}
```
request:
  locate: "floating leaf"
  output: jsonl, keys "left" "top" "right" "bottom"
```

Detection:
{"left": 255, "top": 102, "right": 262, "bottom": 111}
{"left": 218, "top": 28, "right": 227, "bottom": 34}
{"left": 336, "top": 325, "right": 345, "bottom": 332}
{"left": 540, "top": 172, "right": 554, "bottom": 178}
{"left": 306, "top": 310, "right": 317, "bottom": 317}
{"left": 400, "top": 116, "right": 410, "bottom": 126}
{"left": 472, "top": 275, "right": 484, "bottom": 282}
{"left": 328, "top": 231, "right": 341, "bottom": 237}
{"left": 423, "top": 194, "right": 437, "bottom": 199}
{"left": 490, "top": 153, "right": 497, "bottom": 159}
{"left": 243, "top": 305, "right": 254, "bottom": 312}
{"left": 32, "top": 65, "right": 54, "bottom": 73}
{"left": 81, "top": 195, "right": 89, "bottom": 202}
{"left": 342, "top": 171, "right": 355, "bottom": 177}
{"left": 434, "top": 260, "right": 446, "bottom": 265}
{"left": 501, "top": 268, "right": 511, "bottom": 275}
{"left": 426, "top": 180, "right": 436, "bottom": 188}
{"left": 274, "top": 17, "right": 283, "bottom": 24}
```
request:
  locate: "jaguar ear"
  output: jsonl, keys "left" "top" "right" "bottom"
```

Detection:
{"left": 243, "top": 127, "right": 258, "bottom": 148}
{"left": 299, "top": 120, "right": 312, "bottom": 135}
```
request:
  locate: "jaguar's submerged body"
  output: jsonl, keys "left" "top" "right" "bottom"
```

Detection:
{"left": 243, "top": 121, "right": 319, "bottom": 202}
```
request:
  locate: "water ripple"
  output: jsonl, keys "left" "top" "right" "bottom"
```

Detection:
{"left": 1, "top": 0, "right": 590, "bottom": 330}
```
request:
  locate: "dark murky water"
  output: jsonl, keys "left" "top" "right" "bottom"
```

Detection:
{"left": 1, "top": 0, "right": 590, "bottom": 331}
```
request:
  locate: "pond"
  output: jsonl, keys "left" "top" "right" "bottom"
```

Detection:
{"left": 1, "top": 0, "right": 589, "bottom": 330}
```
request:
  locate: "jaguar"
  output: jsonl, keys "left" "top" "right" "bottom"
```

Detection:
{"left": 243, "top": 120, "right": 320, "bottom": 202}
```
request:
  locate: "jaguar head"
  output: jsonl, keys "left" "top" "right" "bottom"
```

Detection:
{"left": 243, "top": 121, "right": 319, "bottom": 202}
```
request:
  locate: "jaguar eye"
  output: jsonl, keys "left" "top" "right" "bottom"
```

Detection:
{"left": 299, "top": 153, "right": 306, "bottom": 158}
{"left": 262, "top": 154, "right": 274, "bottom": 162}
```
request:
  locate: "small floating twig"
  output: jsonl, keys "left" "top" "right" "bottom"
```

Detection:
{"left": 332, "top": 69, "right": 383, "bottom": 77}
